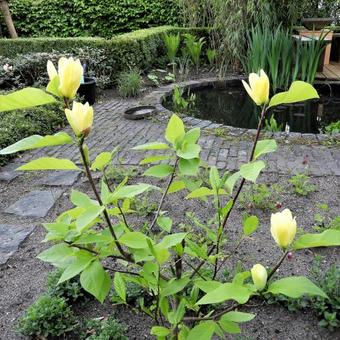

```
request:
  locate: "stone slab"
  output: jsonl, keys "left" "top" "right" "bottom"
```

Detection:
{"left": 37, "top": 171, "right": 80, "bottom": 186}
{"left": 0, "top": 163, "right": 21, "bottom": 182}
{"left": 4, "top": 189, "right": 63, "bottom": 218}
{"left": 0, "top": 224, "right": 35, "bottom": 265}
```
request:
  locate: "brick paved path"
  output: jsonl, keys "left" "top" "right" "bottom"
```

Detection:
{"left": 0, "top": 96, "right": 339, "bottom": 264}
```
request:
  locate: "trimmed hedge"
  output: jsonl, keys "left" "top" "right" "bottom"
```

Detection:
{"left": 6, "top": 0, "right": 180, "bottom": 38}
{"left": 0, "top": 26, "right": 209, "bottom": 88}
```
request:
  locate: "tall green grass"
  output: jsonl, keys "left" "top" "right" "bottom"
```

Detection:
{"left": 244, "top": 25, "right": 327, "bottom": 93}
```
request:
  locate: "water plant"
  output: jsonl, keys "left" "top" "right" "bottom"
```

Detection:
{"left": 183, "top": 33, "right": 205, "bottom": 73}
{"left": 207, "top": 48, "right": 217, "bottom": 66}
{"left": 163, "top": 33, "right": 181, "bottom": 75}
{"left": 2, "top": 60, "right": 340, "bottom": 339}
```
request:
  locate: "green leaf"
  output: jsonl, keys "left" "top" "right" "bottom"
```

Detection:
{"left": 144, "top": 164, "right": 174, "bottom": 178}
{"left": 110, "top": 184, "right": 156, "bottom": 200}
{"left": 184, "top": 128, "right": 200, "bottom": 144}
{"left": 158, "top": 233, "right": 187, "bottom": 249}
{"left": 161, "top": 277, "right": 190, "bottom": 297}
{"left": 165, "top": 114, "right": 185, "bottom": 144}
{"left": 186, "top": 187, "right": 213, "bottom": 199}
{"left": 140, "top": 155, "right": 172, "bottom": 165}
{"left": 132, "top": 142, "right": 169, "bottom": 150}
{"left": 168, "top": 180, "right": 186, "bottom": 194}
{"left": 0, "top": 87, "right": 56, "bottom": 112}
{"left": 268, "top": 81, "right": 319, "bottom": 109}
{"left": 187, "top": 321, "right": 216, "bottom": 340}
{"left": 240, "top": 161, "right": 265, "bottom": 182}
{"left": 209, "top": 166, "right": 220, "bottom": 191}
{"left": 243, "top": 215, "right": 259, "bottom": 236}
{"left": 197, "top": 283, "right": 251, "bottom": 305}
{"left": 293, "top": 230, "right": 340, "bottom": 250}
{"left": 221, "top": 311, "right": 256, "bottom": 323}
{"left": 157, "top": 216, "right": 172, "bottom": 233}
{"left": 58, "top": 252, "right": 94, "bottom": 283}
{"left": 254, "top": 140, "right": 277, "bottom": 160}
{"left": 218, "top": 320, "right": 241, "bottom": 334}
{"left": 179, "top": 158, "right": 200, "bottom": 176}
{"left": 151, "top": 326, "right": 171, "bottom": 337}
{"left": 0, "top": 132, "right": 73, "bottom": 155}
{"left": 91, "top": 152, "right": 112, "bottom": 171}
{"left": 119, "top": 232, "right": 149, "bottom": 249}
{"left": 71, "top": 190, "right": 97, "bottom": 208}
{"left": 76, "top": 205, "right": 104, "bottom": 232}
{"left": 176, "top": 143, "right": 201, "bottom": 159}
{"left": 221, "top": 199, "right": 233, "bottom": 219}
{"left": 114, "top": 272, "right": 126, "bottom": 302}
{"left": 80, "top": 260, "right": 111, "bottom": 303}
{"left": 46, "top": 75, "right": 61, "bottom": 97}
{"left": 225, "top": 171, "right": 241, "bottom": 194}
{"left": 16, "top": 157, "right": 81, "bottom": 171}
{"left": 267, "top": 276, "right": 328, "bottom": 299}
{"left": 37, "top": 244, "right": 75, "bottom": 268}
{"left": 195, "top": 280, "right": 222, "bottom": 293}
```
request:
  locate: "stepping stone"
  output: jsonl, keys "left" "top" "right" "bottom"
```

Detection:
{"left": 0, "top": 163, "right": 21, "bottom": 182}
{"left": 37, "top": 170, "right": 80, "bottom": 186}
{"left": 0, "top": 224, "right": 35, "bottom": 265}
{"left": 4, "top": 189, "right": 63, "bottom": 218}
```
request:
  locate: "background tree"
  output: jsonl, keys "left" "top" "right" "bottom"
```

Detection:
{"left": 0, "top": 0, "right": 18, "bottom": 38}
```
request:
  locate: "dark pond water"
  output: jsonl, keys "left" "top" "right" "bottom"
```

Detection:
{"left": 163, "top": 84, "right": 340, "bottom": 134}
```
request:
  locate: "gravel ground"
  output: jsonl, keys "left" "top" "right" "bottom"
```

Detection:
{"left": 0, "top": 171, "right": 339, "bottom": 340}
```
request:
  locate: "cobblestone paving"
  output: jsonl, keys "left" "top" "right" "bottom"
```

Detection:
{"left": 0, "top": 96, "right": 339, "bottom": 264}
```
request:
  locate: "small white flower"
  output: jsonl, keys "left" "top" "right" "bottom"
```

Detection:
{"left": 3, "top": 64, "right": 13, "bottom": 72}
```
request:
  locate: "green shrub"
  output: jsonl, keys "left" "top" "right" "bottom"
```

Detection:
{"left": 17, "top": 295, "right": 77, "bottom": 337}
{"left": 46, "top": 268, "right": 84, "bottom": 302}
{"left": 0, "top": 103, "right": 66, "bottom": 166}
{"left": 80, "top": 317, "right": 127, "bottom": 340}
{"left": 289, "top": 172, "right": 316, "bottom": 196}
{"left": 325, "top": 121, "right": 340, "bottom": 135}
{"left": 117, "top": 69, "right": 142, "bottom": 98}
{"left": 5, "top": 0, "right": 180, "bottom": 38}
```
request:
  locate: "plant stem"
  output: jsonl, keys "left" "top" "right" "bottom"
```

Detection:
{"left": 190, "top": 105, "right": 267, "bottom": 279}
{"left": 267, "top": 250, "right": 289, "bottom": 282}
{"left": 149, "top": 157, "right": 179, "bottom": 231}
{"left": 78, "top": 143, "right": 131, "bottom": 261}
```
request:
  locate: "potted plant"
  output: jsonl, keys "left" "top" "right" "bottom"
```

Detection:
{"left": 77, "top": 64, "right": 96, "bottom": 105}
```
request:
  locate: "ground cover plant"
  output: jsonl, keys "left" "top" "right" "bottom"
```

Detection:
{"left": 1, "top": 58, "right": 340, "bottom": 339}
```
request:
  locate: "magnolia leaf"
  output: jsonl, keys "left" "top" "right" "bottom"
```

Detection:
{"left": 144, "top": 164, "right": 174, "bottom": 178}
{"left": 197, "top": 283, "right": 251, "bottom": 305}
{"left": 240, "top": 161, "right": 265, "bottom": 182}
{"left": 16, "top": 157, "right": 81, "bottom": 171}
{"left": 165, "top": 114, "right": 185, "bottom": 144}
{"left": 119, "top": 232, "right": 149, "bottom": 249}
{"left": 114, "top": 272, "right": 126, "bottom": 302}
{"left": 0, "top": 87, "right": 56, "bottom": 112}
{"left": 184, "top": 128, "right": 200, "bottom": 144}
{"left": 267, "top": 276, "right": 328, "bottom": 299}
{"left": 157, "top": 216, "right": 172, "bottom": 233}
{"left": 178, "top": 158, "right": 200, "bottom": 176}
{"left": 209, "top": 166, "right": 220, "bottom": 191}
{"left": 140, "top": 155, "right": 173, "bottom": 165}
{"left": 254, "top": 140, "right": 277, "bottom": 160}
{"left": 71, "top": 190, "right": 98, "bottom": 208}
{"left": 76, "top": 205, "right": 104, "bottom": 232}
{"left": 158, "top": 233, "right": 187, "bottom": 249}
{"left": 221, "top": 311, "right": 256, "bottom": 323}
{"left": 37, "top": 244, "right": 75, "bottom": 268}
{"left": 218, "top": 320, "right": 241, "bottom": 334}
{"left": 186, "top": 187, "right": 213, "bottom": 199}
{"left": 187, "top": 321, "right": 216, "bottom": 340}
{"left": 168, "top": 180, "right": 186, "bottom": 194}
{"left": 195, "top": 280, "right": 222, "bottom": 293}
{"left": 225, "top": 171, "right": 241, "bottom": 194}
{"left": 151, "top": 326, "right": 171, "bottom": 337}
{"left": 243, "top": 215, "right": 259, "bottom": 236}
{"left": 132, "top": 142, "right": 170, "bottom": 150}
{"left": 176, "top": 143, "right": 201, "bottom": 160}
{"left": 80, "top": 260, "right": 111, "bottom": 303}
{"left": 0, "top": 132, "right": 73, "bottom": 155}
{"left": 110, "top": 184, "right": 156, "bottom": 200}
{"left": 91, "top": 152, "right": 112, "bottom": 171}
{"left": 293, "top": 230, "right": 340, "bottom": 250}
{"left": 161, "top": 277, "right": 190, "bottom": 298}
{"left": 268, "top": 81, "right": 319, "bottom": 109}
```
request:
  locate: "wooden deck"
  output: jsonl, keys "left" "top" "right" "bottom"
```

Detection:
{"left": 316, "top": 62, "right": 340, "bottom": 81}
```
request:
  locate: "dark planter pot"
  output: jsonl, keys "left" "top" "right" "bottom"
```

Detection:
{"left": 301, "top": 18, "right": 333, "bottom": 30}
{"left": 77, "top": 77, "right": 96, "bottom": 105}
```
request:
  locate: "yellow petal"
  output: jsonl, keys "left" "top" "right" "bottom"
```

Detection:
{"left": 251, "top": 264, "right": 267, "bottom": 291}
{"left": 47, "top": 60, "right": 57, "bottom": 80}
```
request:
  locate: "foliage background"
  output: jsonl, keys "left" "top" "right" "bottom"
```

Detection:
{"left": 2, "top": 0, "right": 180, "bottom": 38}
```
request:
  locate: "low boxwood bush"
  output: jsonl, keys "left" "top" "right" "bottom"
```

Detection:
{"left": 17, "top": 295, "right": 77, "bottom": 337}
{"left": 0, "top": 102, "right": 66, "bottom": 166}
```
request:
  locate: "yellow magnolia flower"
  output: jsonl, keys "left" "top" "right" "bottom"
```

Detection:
{"left": 271, "top": 209, "right": 297, "bottom": 249}
{"left": 65, "top": 101, "right": 93, "bottom": 137}
{"left": 47, "top": 57, "right": 83, "bottom": 99}
{"left": 242, "top": 69, "right": 270, "bottom": 106}
{"left": 251, "top": 263, "right": 267, "bottom": 291}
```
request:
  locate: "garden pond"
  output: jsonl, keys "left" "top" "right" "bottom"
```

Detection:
{"left": 163, "top": 82, "right": 340, "bottom": 134}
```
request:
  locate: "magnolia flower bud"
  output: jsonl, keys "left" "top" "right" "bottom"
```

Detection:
{"left": 65, "top": 101, "right": 93, "bottom": 137}
{"left": 271, "top": 209, "right": 297, "bottom": 249}
{"left": 251, "top": 264, "right": 267, "bottom": 291}
{"left": 47, "top": 57, "right": 83, "bottom": 99}
{"left": 242, "top": 69, "right": 270, "bottom": 106}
